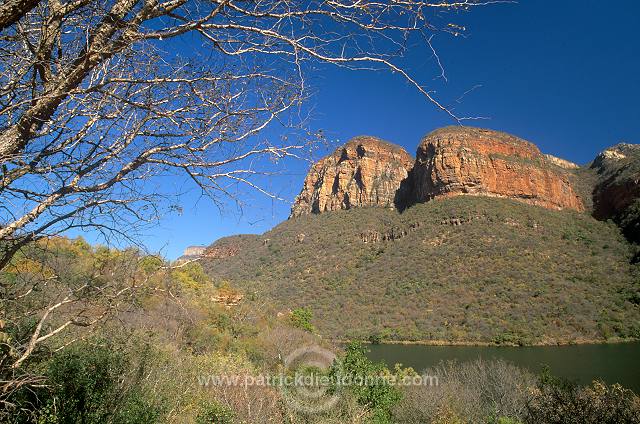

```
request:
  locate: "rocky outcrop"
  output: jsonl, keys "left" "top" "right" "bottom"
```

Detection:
{"left": 211, "top": 291, "right": 243, "bottom": 308}
{"left": 182, "top": 246, "right": 206, "bottom": 258}
{"left": 412, "top": 127, "right": 584, "bottom": 211}
{"left": 204, "top": 244, "right": 239, "bottom": 259}
{"left": 590, "top": 144, "right": 640, "bottom": 244}
{"left": 292, "top": 127, "right": 586, "bottom": 217}
{"left": 544, "top": 154, "right": 579, "bottom": 170}
{"left": 591, "top": 144, "right": 640, "bottom": 218}
{"left": 290, "top": 136, "right": 413, "bottom": 217}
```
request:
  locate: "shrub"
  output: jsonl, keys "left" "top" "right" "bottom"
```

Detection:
{"left": 394, "top": 359, "right": 534, "bottom": 424}
{"left": 290, "top": 307, "right": 315, "bottom": 333}
{"left": 38, "top": 339, "right": 163, "bottom": 424}
{"left": 329, "top": 342, "right": 402, "bottom": 424}
{"left": 368, "top": 334, "right": 382, "bottom": 345}
{"left": 195, "top": 401, "right": 234, "bottom": 424}
{"left": 526, "top": 368, "right": 640, "bottom": 424}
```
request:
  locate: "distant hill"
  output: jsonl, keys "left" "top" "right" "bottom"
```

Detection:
{"left": 202, "top": 196, "right": 639, "bottom": 344}
{"left": 199, "top": 127, "right": 640, "bottom": 345}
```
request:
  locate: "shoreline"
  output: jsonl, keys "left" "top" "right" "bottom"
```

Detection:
{"left": 330, "top": 337, "right": 639, "bottom": 347}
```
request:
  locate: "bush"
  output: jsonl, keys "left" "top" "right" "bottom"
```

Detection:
{"left": 290, "top": 307, "right": 315, "bottom": 333}
{"left": 329, "top": 342, "right": 402, "bottom": 424}
{"left": 394, "top": 359, "right": 534, "bottom": 423}
{"left": 368, "top": 334, "right": 382, "bottom": 345}
{"left": 195, "top": 401, "right": 234, "bottom": 424}
{"left": 526, "top": 368, "right": 640, "bottom": 424}
{"left": 37, "top": 339, "right": 163, "bottom": 424}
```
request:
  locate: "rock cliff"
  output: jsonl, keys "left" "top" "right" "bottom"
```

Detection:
{"left": 290, "top": 136, "right": 413, "bottom": 217}
{"left": 590, "top": 143, "right": 640, "bottom": 244}
{"left": 181, "top": 246, "right": 206, "bottom": 258}
{"left": 543, "top": 154, "right": 579, "bottom": 170}
{"left": 591, "top": 144, "right": 640, "bottom": 218}
{"left": 292, "top": 127, "right": 586, "bottom": 217}
{"left": 412, "top": 127, "right": 584, "bottom": 211}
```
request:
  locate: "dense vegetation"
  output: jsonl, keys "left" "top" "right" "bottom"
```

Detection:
{"left": 202, "top": 196, "right": 640, "bottom": 344}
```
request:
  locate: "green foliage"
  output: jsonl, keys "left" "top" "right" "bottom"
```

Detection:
{"left": 330, "top": 342, "right": 402, "bottom": 424}
{"left": 138, "top": 255, "right": 164, "bottom": 275}
{"left": 4, "top": 191, "right": 640, "bottom": 424}
{"left": 368, "top": 334, "right": 382, "bottom": 344}
{"left": 619, "top": 198, "right": 640, "bottom": 244}
{"left": 172, "top": 262, "right": 211, "bottom": 291}
{"left": 38, "top": 340, "right": 163, "bottom": 424}
{"left": 492, "top": 332, "right": 531, "bottom": 346}
{"left": 289, "top": 307, "right": 315, "bottom": 332}
{"left": 488, "top": 417, "right": 522, "bottom": 424}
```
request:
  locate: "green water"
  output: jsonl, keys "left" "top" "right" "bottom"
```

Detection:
{"left": 366, "top": 342, "right": 640, "bottom": 393}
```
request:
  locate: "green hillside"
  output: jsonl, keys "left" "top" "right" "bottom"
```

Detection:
{"left": 202, "top": 196, "right": 640, "bottom": 345}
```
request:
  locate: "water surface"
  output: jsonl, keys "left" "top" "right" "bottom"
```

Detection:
{"left": 366, "top": 342, "right": 640, "bottom": 392}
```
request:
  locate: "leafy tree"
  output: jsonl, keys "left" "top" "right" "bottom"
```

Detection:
{"left": 330, "top": 342, "right": 402, "bottom": 424}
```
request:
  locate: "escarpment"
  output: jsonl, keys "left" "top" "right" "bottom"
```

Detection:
{"left": 411, "top": 127, "right": 585, "bottom": 211}
{"left": 590, "top": 143, "right": 640, "bottom": 244}
{"left": 292, "top": 127, "right": 585, "bottom": 217}
{"left": 591, "top": 144, "right": 640, "bottom": 219}
{"left": 201, "top": 127, "right": 640, "bottom": 344}
{"left": 290, "top": 136, "right": 414, "bottom": 217}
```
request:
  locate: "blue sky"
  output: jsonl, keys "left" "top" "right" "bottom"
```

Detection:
{"left": 116, "top": 1, "right": 640, "bottom": 259}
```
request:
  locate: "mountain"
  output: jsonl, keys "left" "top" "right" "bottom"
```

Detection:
{"left": 199, "top": 126, "right": 640, "bottom": 345}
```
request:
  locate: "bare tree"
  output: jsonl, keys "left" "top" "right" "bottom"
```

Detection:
{"left": 0, "top": 0, "right": 502, "bottom": 268}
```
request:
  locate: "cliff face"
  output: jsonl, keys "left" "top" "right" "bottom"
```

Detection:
{"left": 291, "top": 127, "right": 586, "bottom": 217}
{"left": 290, "top": 136, "right": 413, "bottom": 217}
{"left": 591, "top": 144, "right": 640, "bottom": 219}
{"left": 412, "top": 127, "right": 585, "bottom": 211}
{"left": 544, "top": 154, "right": 579, "bottom": 170}
{"left": 182, "top": 246, "right": 206, "bottom": 257}
{"left": 590, "top": 144, "right": 640, "bottom": 244}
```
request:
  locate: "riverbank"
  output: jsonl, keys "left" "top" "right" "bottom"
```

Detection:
{"left": 331, "top": 336, "right": 639, "bottom": 347}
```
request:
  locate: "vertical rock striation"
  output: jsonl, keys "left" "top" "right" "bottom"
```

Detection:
{"left": 291, "top": 127, "right": 586, "bottom": 217}
{"left": 290, "top": 136, "right": 414, "bottom": 217}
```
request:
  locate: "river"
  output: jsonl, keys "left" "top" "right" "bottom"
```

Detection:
{"left": 366, "top": 341, "right": 640, "bottom": 393}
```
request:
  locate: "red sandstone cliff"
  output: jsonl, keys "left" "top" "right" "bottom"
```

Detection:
{"left": 290, "top": 136, "right": 414, "bottom": 217}
{"left": 291, "top": 127, "right": 585, "bottom": 217}
{"left": 412, "top": 127, "right": 584, "bottom": 211}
